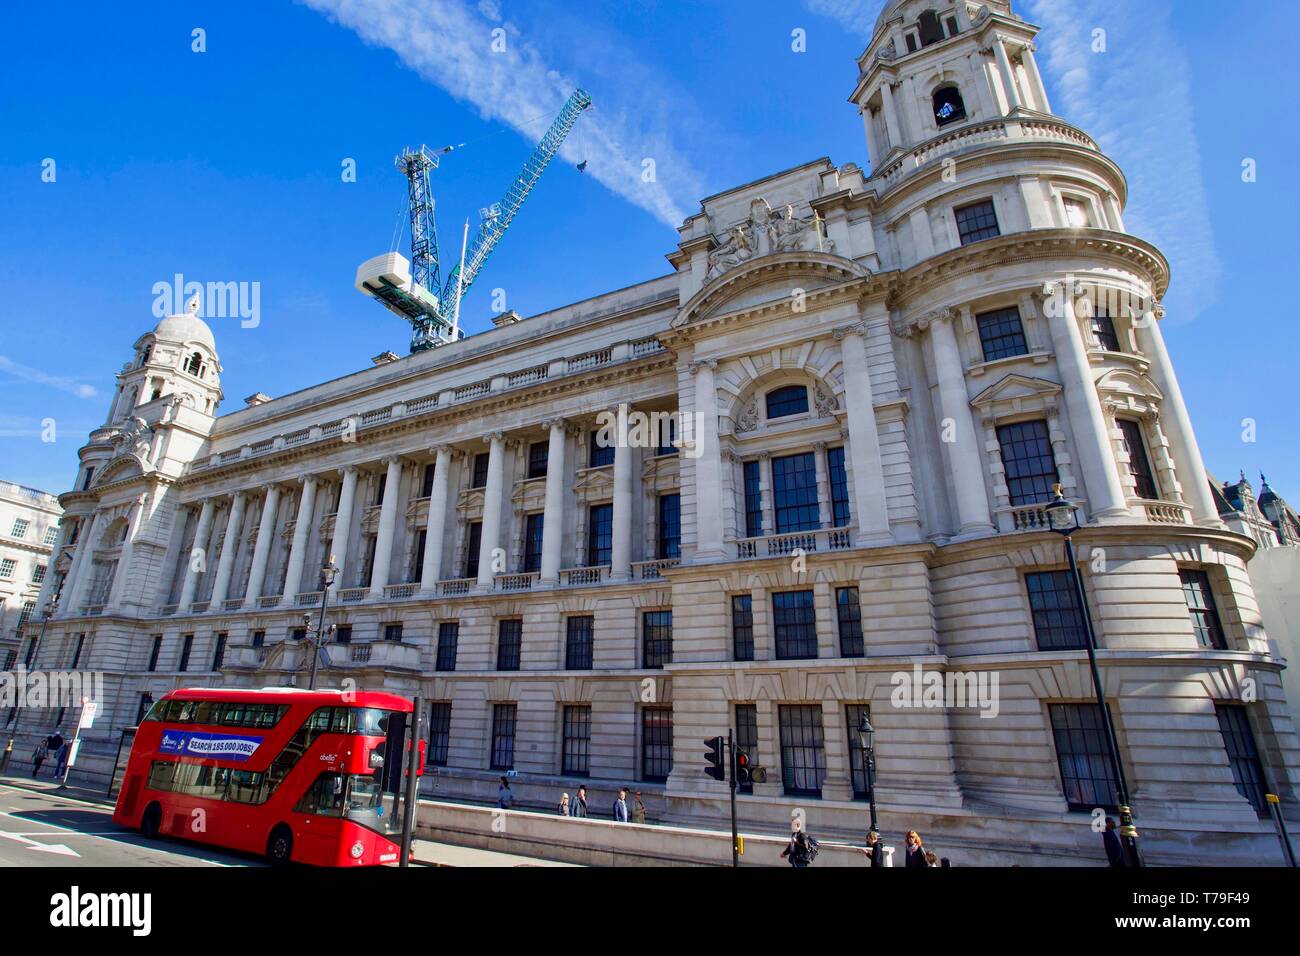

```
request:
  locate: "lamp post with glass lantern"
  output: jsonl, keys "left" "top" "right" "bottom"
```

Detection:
{"left": 1043, "top": 485, "right": 1143, "bottom": 867}
{"left": 307, "top": 558, "right": 339, "bottom": 691}
{"left": 857, "top": 712, "right": 880, "bottom": 841}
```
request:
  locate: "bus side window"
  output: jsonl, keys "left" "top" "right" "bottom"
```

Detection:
{"left": 295, "top": 772, "right": 346, "bottom": 817}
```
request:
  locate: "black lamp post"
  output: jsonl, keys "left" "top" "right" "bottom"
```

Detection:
{"left": 307, "top": 558, "right": 339, "bottom": 691}
{"left": 1044, "top": 485, "right": 1143, "bottom": 867}
{"left": 857, "top": 712, "right": 880, "bottom": 842}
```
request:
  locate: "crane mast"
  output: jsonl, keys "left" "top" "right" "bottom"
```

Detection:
{"left": 356, "top": 89, "right": 592, "bottom": 353}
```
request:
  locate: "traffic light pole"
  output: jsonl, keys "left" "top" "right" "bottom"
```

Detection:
{"left": 729, "top": 728, "right": 738, "bottom": 867}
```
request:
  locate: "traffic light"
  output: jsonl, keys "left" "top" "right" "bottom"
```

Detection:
{"left": 703, "top": 736, "right": 726, "bottom": 781}
{"left": 734, "top": 748, "right": 752, "bottom": 785}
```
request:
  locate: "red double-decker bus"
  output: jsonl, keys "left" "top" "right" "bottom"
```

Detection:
{"left": 112, "top": 687, "right": 423, "bottom": 866}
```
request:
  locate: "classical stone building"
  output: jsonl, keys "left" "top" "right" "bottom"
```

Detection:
{"left": 0, "top": 481, "right": 61, "bottom": 669}
{"left": 11, "top": 0, "right": 1299, "bottom": 864}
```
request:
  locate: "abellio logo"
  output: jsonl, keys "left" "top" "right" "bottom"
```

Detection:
{"left": 49, "top": 886, "right": 151, "bottom": 937}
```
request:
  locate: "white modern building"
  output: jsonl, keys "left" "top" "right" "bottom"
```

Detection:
{"left": 0, "top": 481, "right": 61, "bottom": 670}
{"left": 10, "top": 0, "right": 1298, "bottom": 865}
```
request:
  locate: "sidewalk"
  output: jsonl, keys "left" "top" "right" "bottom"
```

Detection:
{"left": 410, "top": 839, "right": 581, "bottom": 867}
{"left": 0, "top": 772, "right": 115, "bottom": 806}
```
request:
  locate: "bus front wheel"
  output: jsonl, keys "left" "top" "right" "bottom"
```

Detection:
{"left": 266, "top": 824, "right": 294, "bottom": 866}
{"left": 140, "top": 802, "right": 162, "bottom": 838}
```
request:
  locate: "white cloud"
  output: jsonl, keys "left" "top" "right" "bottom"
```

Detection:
{"left": 806, "top": 0, "right": 1220, "bottom": 321}
{"left": 0, "top": 356, "right": 97, "bottom": 399}
{"left": 1014, "top": 1, "right": 1219, "bottom": 319}
{"left": 299, "top": 0, "right": 703, "bottom": 229}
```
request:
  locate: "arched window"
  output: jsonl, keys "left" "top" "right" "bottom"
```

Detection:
{"left": 765, "top": 385, "right": 810, "bottom": 420}
{"left": 184, "top": 351, "right": 203, "bottom": 375}
{"left": 933, "top": 86, "right": 966, "bottom": 126}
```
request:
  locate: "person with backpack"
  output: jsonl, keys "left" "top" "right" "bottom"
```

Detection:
{"left": 781, "top": 818, "right": 818, "bottom": 867}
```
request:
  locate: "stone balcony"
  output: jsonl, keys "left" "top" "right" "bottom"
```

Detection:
{"left": 733, "top": 527, "right": 853, "bottom": 559}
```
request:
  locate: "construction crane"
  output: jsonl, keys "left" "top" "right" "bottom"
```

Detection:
{"left": 356, "top": 89, "right": 593, "bottom": 353}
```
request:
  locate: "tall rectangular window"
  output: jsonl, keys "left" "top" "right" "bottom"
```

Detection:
{"left": 178, "top": 634, "right": 194, "bottom": 672}
{"left": 743, "top": 460, "right": 763, "bottom": 538}
{"left": 565, "top": 616, "right": 594, "bottom": 670}
{"left": 334, "top": 625, "right": 352, "bottom": 645}
{"left": 589, "top": 429, "right": 615, "bottom": 468}
{"left": 997, "top": 419, "right": 1058, "bottom": 506}
{"left": 147, "top": 634, "right": 162, "bottom": 672}
{"left": 827, "top": 446, "right": 850, "bottom": 527}
{"left": 527, "top": 440, "right": 549, "bottom": 479}
{"left": 778, "top": 705, "right": 826, "bottom": 797}
{"left": 412, "top": 529, "right": 427, "bottom": 582}
{"left": 1026, "top": 570, "right": 1089, "bottom": 650}
{"left": 490, "top": 704, "right": 517, "bottom": 770}
{"left": 977, "top": 306, "right": 1029, "bottom": 361}
{"left": 641, "top": 707, "right": 673, "bottom": 782}
{"left": 0, "top": 559, "right": 15, "bottom": 579}
{"left": 587, "top": 504, "right": 613, "bottom": 566}
{"left": 384, "top": 623, "right": 403, "bottom": 642}
{"left": 435, "top": 622, "right": 459, "bottom": 671}
{"left": 420, "top": 462, "right": 436, "bottom": 498}
{"left": 731, "top": 594, "right": 754, "bottom": 662}
{"left": 772, "top": 452, "right": 819, "bottom": 534}
{"left": 657, "top": 494, "right": 681, "bottom": 559}
{"left": 44, "top": 527, "right": 59, "bottom": 546}
{"left": 497, "top": 619, "right": 522, "bottom": 671}
{"left": 523, "top": 513, "right": 545, "bottom": 573}
{"left": 471, "top": 453, "right": 490, "bottom": 489}
{"left": 17, "top": 602, "right": 35, "bottom": 626}
{"left": 1180, "top": 569, "right": 1226, "bottom": 650}
{"left": 643, "top": 610, "right": 673, "bottom": 668}
{"left": 210, "top": 632, "right": 227, "bottom": 670}
{"left": 845, "top": 704, "right": 873, "bottom": 800}
{"left": 11, "top": 518, "right": 29, "bottom": 538}
{"left": 32, "top": 565, "right": 47, "bottom": 585}
{"left": 1089, "top": 306, "right": 1121, "bottom": 351}
{"left": 69, "top": 634, "right": 86, "bottom": 669}
{"left": 251, "top": 630, "right": 265, "bottom": 648}
{"left": 655, "top": 414, "right": 677, "bottom": 456}
{"left": 427, "top": 702, "right": 451, "bottom": 766}
{"left": 1049, "top": 703, "right": 1118, "bottom": 811}
{"left": 1117, "top": 419, "right": 1159, "bottom": 500}
{"left": 562, "top": 705, "right": 591, "bottom": 776}
{"left": 1215, "top": 705, "right": 1268, "bottom": 816}
{"left": 736, "top": 704, "right": 759, "bottom": 795}
{"left": 464, "top": 522, "right": 482, "bottom": 578}
{"left": 836, "top": 587, "right": 865, "bottom": 658}
{"left": 955, "top": 199, "right": 1000, "bottom": 244}
{"left": 773, "top": 590, "right": 817, "bottom": 660}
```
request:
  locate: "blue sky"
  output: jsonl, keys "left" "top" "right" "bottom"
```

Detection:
{"left": 1, "top": 0, "right": 1296, "bottom": 504}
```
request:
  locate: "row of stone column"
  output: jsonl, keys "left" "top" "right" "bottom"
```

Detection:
{"left": 899, "top": 283, "right": 1219, "bottom": 534}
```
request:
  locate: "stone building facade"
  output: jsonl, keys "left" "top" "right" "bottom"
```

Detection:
{"left": 0, "top": 481, "right": 61, "bottom": 669}
{"left": 10, "top": 0, "right": 1299, "bottom": 864}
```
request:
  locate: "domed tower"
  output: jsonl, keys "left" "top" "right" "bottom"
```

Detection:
{"left": 105, "top": 296, "right": 224, "bottom": 428}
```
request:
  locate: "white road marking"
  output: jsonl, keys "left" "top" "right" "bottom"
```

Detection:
{"left": 0, "top": 829, "right": 80, "bottom": 856}
{"left": 0, "top": 806, "right": 236, "bottom": 866}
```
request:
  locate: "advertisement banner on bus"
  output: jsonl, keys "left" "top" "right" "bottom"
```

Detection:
{"left": 158, "top": 731, "right": 264, "bottom": 762}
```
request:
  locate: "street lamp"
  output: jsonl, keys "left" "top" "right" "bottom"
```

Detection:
{"left": 857, "top": 712, "right": 880, "bottom": 842}
{"left": 1044, "top": 485, "right": 1143, "bottom": 867}
{"left": 307, "top": 557, "right": 339, "bottom": 691}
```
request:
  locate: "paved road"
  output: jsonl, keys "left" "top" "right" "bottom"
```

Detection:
{"left": 0, "top": 782, "right": 261, "bottom": 868}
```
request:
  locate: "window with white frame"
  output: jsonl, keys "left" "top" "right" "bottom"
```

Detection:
{"left": 1062, "top": 196, "right": 1091, "bottom": 228}
{"left": 0, "top": 558, "right": 15, "bottom": 579}
{"left": 10, "top": 518, "right": 29, "bottom": 539}
{"left": 43, "top": 527, "right": 58, "bottom": 547}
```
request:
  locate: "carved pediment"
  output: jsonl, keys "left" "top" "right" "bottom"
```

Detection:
{"left": 93, "top": 455, "right": 147, "bottom": 486}
{"left": 574, "top": 466, "right": 614, "bottom": 501}
{"left": 970, "top": 374, "right": 1062, "bottom": 413}
{"left": 674, "top": 251, "right": 872, "bottom": 329}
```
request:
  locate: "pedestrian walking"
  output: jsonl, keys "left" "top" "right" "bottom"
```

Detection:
{"left": 1102, "top": 816, "right": 1126, "bottom": 867}
{"left": 860, "top": 829, "right": 885, "bottom": 867}
{"left": 631, "top": 790, "right": 647, "bottom": 824}
{"left": 613, "top": 787, "right": 629, "bottom": 822}
{"left": 497, "top": 776, "right": 514, "bottom": 810}
{"left": 780, "top": 818, "right": 818, "bottom": 868}
{"left": 903, "top": 830, "right": 928, "bottom": 868}
{"left": 55, "top": 739, "right": 71, "bottom": 780}
{"left": 924, "top": 850, "right": 938, "bottom": 868}
{"left": 31, "top": 739, "right": 48, "bottom": 778}
{"left": 557, "top": 792, "right": 571, "bottom": 816}
{"left": 571, "top": 784, "right": 588, "bottom": 818}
